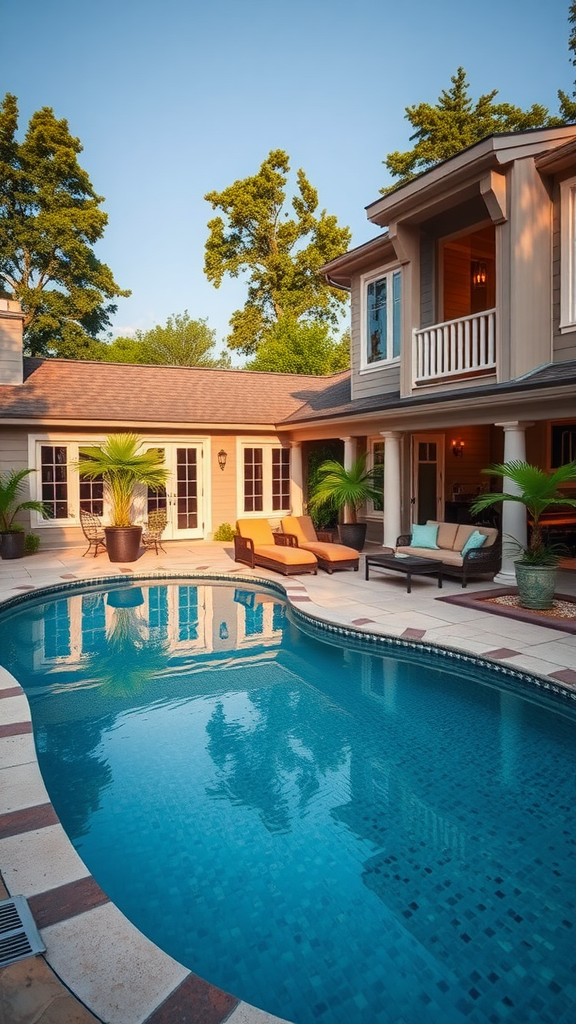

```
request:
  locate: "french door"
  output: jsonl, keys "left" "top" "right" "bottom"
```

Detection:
{"left": 411, "top": 434, "right": 445, "bottom": 525}
{"left": 145, "top": 444, "right": 205, "bottom": 540}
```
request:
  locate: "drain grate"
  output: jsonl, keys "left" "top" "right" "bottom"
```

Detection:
{"left": 0, "top": 896, "right": 46, "bottom": 967}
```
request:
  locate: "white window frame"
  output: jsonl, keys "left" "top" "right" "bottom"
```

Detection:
{"left": 560, "top": 176, "right": 576, "bottom": 331}
{"left": 28, "top": 435, "right": 103, "bottom": 529}
{"left": 236, "top": 439, "right": 291, "bottom": 519}
{"left": 360, "top": 263, "right": 402, "bottom": 371}
{"left": 366, "top": 438, "right": 385, "bottom": 519}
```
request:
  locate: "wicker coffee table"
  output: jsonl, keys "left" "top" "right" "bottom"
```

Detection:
{"left": 365, "top": 551, "right": 443, "bottom": 593}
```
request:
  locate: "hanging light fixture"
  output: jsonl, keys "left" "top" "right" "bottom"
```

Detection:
{"left": 217, "top": 449, "right": 227, "bottom": 471}
{"left": 471, "top": 261, "right": 487, "bottom": 288}
{"left": 219, "top": 621, "right": 229, "bottom": 641}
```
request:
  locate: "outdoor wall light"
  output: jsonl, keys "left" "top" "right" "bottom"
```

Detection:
{"left": 451, "top": 438, "right": 465, "bottom": 458}
{"left": 219, "top": 621, "right": 229, "bottom": 641}
{"left": 471, "top": 260, "right": 487, "bottom": 288}
{"left": 217, "top": 449, "right": 227, "bottom": 471}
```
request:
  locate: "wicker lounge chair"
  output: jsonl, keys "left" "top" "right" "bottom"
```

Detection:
{"left": 281, "top": 516, "right": 360, "bottom": 573}
{"left": 79, "top": 509, "right": 107, "bottom": 558}
{"left": 234, "top": 518, "right": 318, "bottom": 576}
{"left": 142, "top": 509, "right": 168, "bottom": 554}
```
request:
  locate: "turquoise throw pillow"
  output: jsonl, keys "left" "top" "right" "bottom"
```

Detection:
{"left": 461, "top": 530, "right": 487, "bottom": 556}
{"left": 410, "top": 523, "right": 439, "bottom": 549}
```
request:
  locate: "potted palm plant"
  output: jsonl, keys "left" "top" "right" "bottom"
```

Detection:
{"left": 0, "top": 469, "right": 48, "bottom": 559}
{"left": 77, "top": 434, "right": 169, "bottom": 563}
{"left": 470, "top": 460, "right": 576, "bottom": 609}
{"left": 307, "top": 454, "right": 380, "bottom": 551}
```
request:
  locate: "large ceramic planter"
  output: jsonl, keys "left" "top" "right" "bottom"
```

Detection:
{"left": 0, "top": 531, "right": 25, "bottom": 559}
{"left": 514, "top": 560, "right": 558, "bottom": 610}
{"left": 338, "top": 523, "right": 367, "bottom": 552}
{"left": 104, "top": 526, "right": 142, "bottom": 563}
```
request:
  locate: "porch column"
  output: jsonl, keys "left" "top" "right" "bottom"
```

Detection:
{"left": 493, "top": 420, "right": 534, "bottom": 585}
{"left": 289, "top": 441, "right": 303, "bottom": 516}
{"left": 340, "top": 437, "right": 356, "bottom": 522}
{"left": 381, "top": 431, "right": 403, "bottom": 549}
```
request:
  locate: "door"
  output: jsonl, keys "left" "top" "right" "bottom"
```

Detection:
{"left": 412, "top": 434, "right": 444, "bottom": 525}
{"left": 146, "top": 445, "right": 204, "bottom": 539}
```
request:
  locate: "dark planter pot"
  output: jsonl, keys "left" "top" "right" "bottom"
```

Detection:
{"left": 104, "top": 526, "right": 143, "bottom": 563}
{"left": 107, "top": 587, "right": 145, "bottom": 609}
{"left": 338, "top": 522, "right": 367, "bottom": 552}
{"left": 1, "top": 531, "right": 26, "bottom": 559}
{"left": 514, "top": 560, "right": 558, "bottom": 610}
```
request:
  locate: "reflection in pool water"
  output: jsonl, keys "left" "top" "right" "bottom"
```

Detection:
{"left": 1, "top": 581, "right": 574, "bottom": 1024}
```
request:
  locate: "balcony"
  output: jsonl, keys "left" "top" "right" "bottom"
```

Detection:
{"left": 413, "top": 309, "right": 496, "bottom": 386}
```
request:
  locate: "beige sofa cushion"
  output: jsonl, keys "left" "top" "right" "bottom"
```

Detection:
{"left": 453, "top": 524, "right": 498, "bottom": 552}
{"left": 427, "top": 521, "right": 459, "bottom": 549}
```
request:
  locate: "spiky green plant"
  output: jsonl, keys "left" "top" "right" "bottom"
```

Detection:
{"left": 307, "top": 455, "right": 380, "bottom": 524}
{"left": 0, "top": 469, "right": 48, "bottom": 532}
{"left": 77, "top": 434, "right": 169, "bottom": 528}
{"left": 470, "top": 460, "right": 576, "bottom": 565}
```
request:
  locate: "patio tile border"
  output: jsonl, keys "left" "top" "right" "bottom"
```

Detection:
{"left": 437, "top": 587, "right": 576, "bottom": 634}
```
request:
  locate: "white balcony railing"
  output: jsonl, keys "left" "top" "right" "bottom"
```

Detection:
{"left": 413, "top": 308, "right": 496, "bottom": 385}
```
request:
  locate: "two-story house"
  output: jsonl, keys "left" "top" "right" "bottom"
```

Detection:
{"left": 1, "top": 124, "right": 576, "bottom": 581}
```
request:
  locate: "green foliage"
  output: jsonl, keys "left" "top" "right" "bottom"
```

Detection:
{"left": 24, "top": 532, "right": 40, "bottom": 554}
{"left": 0, "top": 468, "right": 48, "bottom": 531}
{"left": 247, "top": 318, "right": 350, "bottom": 375}
{"left": 558, "top": 1, "right": 576, "bottom": 121}
{"left": 0, "top": 93, "right": 129, "bottom": 358}
{"left": 204, "top": 149, "right": 351, "bottom": 355}
{"left": 213, "top": 522, "right": 237, "bottom": 541}
{"left": 308, "top": 455, "right": 380, "bottom": 525}
{"left": 382, "top": 68, "right": 559, "bottom": 193}
{"left": 102, "top": 312, "right": 231, "bottom": 367}
{"left": 470, "top": 460, "right": 576, "bottom": 565}
{"left": 77, "top": 434, "right": 169, "bottom": 528}
{"left": 306, "top": 444, "right": 342, "bottom": 530}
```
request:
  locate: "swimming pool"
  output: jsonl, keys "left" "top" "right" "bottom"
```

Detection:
{"left": 0, "top": 578, "right": 574, "bottom": 1024}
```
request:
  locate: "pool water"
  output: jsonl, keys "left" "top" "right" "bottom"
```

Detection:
{"left": 1, "top": 580, "right": 574, "bottom": 1024}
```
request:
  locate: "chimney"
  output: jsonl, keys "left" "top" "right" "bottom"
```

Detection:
{"left": 0, "top": 299, "right": 25, "bottom": 386}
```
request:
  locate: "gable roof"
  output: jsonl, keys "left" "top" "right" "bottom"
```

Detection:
{"left": 0, "top": 357, "right": 347, "bottom": 430}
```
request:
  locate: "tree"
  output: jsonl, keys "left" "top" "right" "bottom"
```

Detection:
{"left": 382, "top": 68, "right": 559, "bottom": 194}
{"left": 102, "top": 312, "right": 231, "bottom": 367}
{"left": 246, "top": 318, "right": 349, "bottom": 375}
{"left": 558, "top": 1, "right": 576, "bottom": 122}
{"left": 0, "top": 93, "right": 129, "bottom": 358}
{"left": 204, "top": 150, "right": 351, "bottom": 355}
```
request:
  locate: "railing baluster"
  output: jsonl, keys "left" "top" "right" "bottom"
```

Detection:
{"left": 413, "top": 308, "right": 497, "bottom": 383}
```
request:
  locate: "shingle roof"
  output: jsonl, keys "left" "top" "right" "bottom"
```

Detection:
{"left": 0, "top": 358, "right": 347, "bottom": 427}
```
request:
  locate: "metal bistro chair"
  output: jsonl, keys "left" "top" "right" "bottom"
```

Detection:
{"left": 80, "top": 508, "right": 107, "bottom": 558}
{"left": 142, "top": 509, "right": 168, "bottom": 555}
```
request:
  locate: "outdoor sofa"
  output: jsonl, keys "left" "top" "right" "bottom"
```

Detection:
{"left": 396, "top": 520, "right": 500, "bottom": 587}
{"left": 234, "top": 518, "right": 318, "bottom": 576}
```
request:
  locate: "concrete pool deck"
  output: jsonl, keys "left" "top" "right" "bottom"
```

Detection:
{"left": 1, "top": 540, "right": 575, "bottom": 1024}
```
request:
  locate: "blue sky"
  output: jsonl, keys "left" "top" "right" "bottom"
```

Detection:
{"left": 2, "top": 0, "right": 572, "bottom": 360}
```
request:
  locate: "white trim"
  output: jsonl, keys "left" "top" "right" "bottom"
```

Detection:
{"left": 360, "top": 262, "right": 402, "bottom": 370}
{"left": 560, "top": 176, "right": 576, "bottom": 330}
{"left": 235, "top": 437, "right": 291, "bottom": 520}
{"left": 367, "top": 437, "right": 384, "bottom": 518}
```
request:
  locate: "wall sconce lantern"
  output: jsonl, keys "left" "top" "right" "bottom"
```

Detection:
{"left": 471, "top": 261, "right": 487, "bottom": 288}
{"left": 219, "top": 621, "right": 229, "bottom": 641}
{"left": 217, "top": 449, "right": 227, "bottom": 471}
{"left": 451, "top": 438, "right": 465, "bottom": 458}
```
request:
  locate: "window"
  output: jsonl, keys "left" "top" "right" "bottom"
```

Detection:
{"left": 368, "top": 440, "right": 384, "bottom": 515}
{"left": 33, "top": 441, "right": 104, "bottom": 526}
{"left": 41, "top": 445, "right": 69, "bottom": 519}
{"left": 551, "top": 423, "right": 576, "bottom": 468}
{"left": 560, "top": 177, "right": 576, "bottom": 329}
{"left": 365, "top": 268, "right": 402, "bottom": 366}
{"left": 241, "top": 443, "right": 290, "bottom": 515}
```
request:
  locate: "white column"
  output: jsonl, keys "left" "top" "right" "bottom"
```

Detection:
{"left": 493, "top": 420, "right": 533, "bottom": 585}
{"left": 340, "top": 437, "right": 357, "bottom": 522}
{"left": 381, "top": 431, "right": 403, "bottom": 549}
{"left": 289, "top": 441, "right": 303, "bottom": 516}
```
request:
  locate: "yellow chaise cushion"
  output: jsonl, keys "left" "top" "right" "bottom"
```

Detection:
{"left": 282, "top": 516, "right": 358, "bottom": 563}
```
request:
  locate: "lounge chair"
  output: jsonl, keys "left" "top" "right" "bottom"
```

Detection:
{"left": 142, "top": 509, "right": 167, "bottom": 554}
{"left": 281, "top": 516, "right": 360, "bottom": 574}
{"left": 234, "top": 519, "right": 318, "bottom": 576}
{"left": 79, "top": 508, "right": 106, "bottom": 557}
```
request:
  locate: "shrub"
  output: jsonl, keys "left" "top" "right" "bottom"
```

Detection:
{"left": 25, "top": 532, "right": 41, "bottom": 554}
{"left": 213, "top": 522, "right": 237, "bottom": 541}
